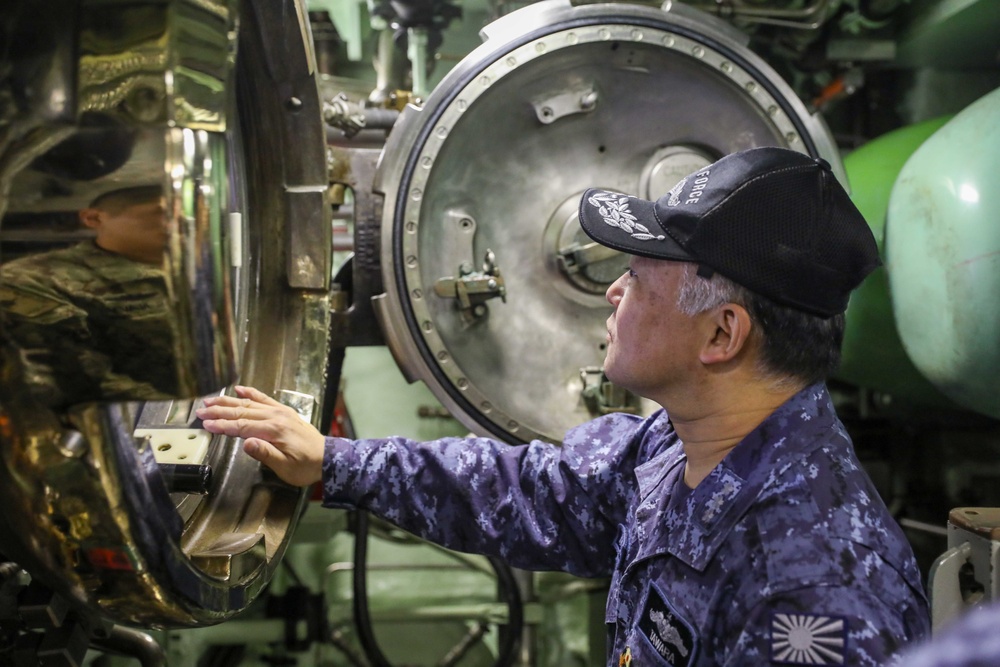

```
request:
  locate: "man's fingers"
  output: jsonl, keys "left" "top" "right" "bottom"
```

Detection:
{"left": 200, "top": 417, "right": 244, "bottom": 438}
{"left": 198, "top": 403, "right": 255, "bottom": 421}
{"left": 197, "top": 400, "right": 291, "bottom": 425}
{"left": 201, "top": 416, "right": 282, "bottom": 442}
{"left": 201, "top": 387, "right": 296, "bottom": 418}
{"left": 201, "top": 394, "right": 256, "bottom": 409}
{"left": 234, "top": 385, "right": 284, "bottom": 408}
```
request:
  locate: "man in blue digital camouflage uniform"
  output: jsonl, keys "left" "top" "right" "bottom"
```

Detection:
{"left": 198, "top": 147, "right": 930, "bottom": 665}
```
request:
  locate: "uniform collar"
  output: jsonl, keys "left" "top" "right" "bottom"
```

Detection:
{"left": 641, "top": 383, "right": 838, "bottom": 571}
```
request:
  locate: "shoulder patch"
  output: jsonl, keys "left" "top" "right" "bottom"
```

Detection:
{"left": 637, "top": 583, "right": 698, "bottom": 666}
{"left": 770, "top": 612, "right": 847, "bottom": 665}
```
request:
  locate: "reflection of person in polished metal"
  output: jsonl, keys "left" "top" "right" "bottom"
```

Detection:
{"left": 198, "top": 149, "right": 930, "bottom": 665}
{"left": 0, "top": 185, "right": 180, "bottom": 407}
{"left": 78, "top": 185, "right": 171, "bottom": 265}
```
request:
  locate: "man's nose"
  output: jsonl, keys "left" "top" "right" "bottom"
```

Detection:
{"left": 606, "top": 273, "right": 626, "bottom": 306}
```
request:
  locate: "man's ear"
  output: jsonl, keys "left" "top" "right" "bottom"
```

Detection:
{"left": 79, "top": 207, "right": 102, "bottom": 230}
{"left": 699, "top": 303, "right": 753, "bottom": 365}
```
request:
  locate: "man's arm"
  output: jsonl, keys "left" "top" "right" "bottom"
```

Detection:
{"left": 198, "top": 386, "right": 637, "bottom": 576}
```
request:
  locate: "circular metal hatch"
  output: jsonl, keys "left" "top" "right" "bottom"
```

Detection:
{"left": 375, "top": 0, "right": 842, "bottom": 444}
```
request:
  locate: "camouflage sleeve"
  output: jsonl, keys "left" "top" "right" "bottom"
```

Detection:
{"left": 320, "top": 414, "right": 647, "bottom": 577}
{"left": 1, "top": 252, "right": 179, "bottom": 405}
{"left": 722, "top": 586, "right": 928, "bottom": 666}
{"left": 0, "top": 286, "right": 154, "bottom": 405}
{"left": 0, "top": 282, "right": 94, "bottom": 405}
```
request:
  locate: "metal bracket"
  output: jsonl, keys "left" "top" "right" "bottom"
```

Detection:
{"left": 323, "top": 92, "right": 367, "bottom": 137}
{"left": 327, "top": 146, "right": 385, "bottom": 348}
{"left": 579, "top": 367, "right": 639, "bottom": 416}
{"left": 929, "top": 507, "right": 1000, "bottom": 630}
{"left": 532, "top": 86, "right": 599, "bottom": 125}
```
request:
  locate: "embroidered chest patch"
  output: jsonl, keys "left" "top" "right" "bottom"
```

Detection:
{"left": 770, "top": 612, "right": 847, "bottom": 665}
{"left": 637, "top": 584, "right": 698, "bottom": 666}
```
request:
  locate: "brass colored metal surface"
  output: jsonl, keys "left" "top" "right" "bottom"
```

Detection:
{"left": 2, "top": 0, "right": 240, "bottom": 405}
{"left": 0, "top": 0, "right": 333, "bottom": 627}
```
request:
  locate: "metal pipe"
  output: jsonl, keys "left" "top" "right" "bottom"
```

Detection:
{"left": 324, "top": 94, "right": 401, "bottom": 138}
{"left": 744, "top": 0, "right": 829, "bottom": 20}
{"left": 407, "top": 27, "right": 431, "bottom": 101}
{"left": 370, "top": 28, "right": 409, "bottom": 106}
{"left": 170, "top": 619, "right": 299, "bottom": 646}
{"left": 900, "top": 518, "right": 950, "bottom": 538}
{"left": 688, "top": 0, "right": 833, "bottom": 30}
{"left": 90, "top": 626, "right": 166, "bottom": 667}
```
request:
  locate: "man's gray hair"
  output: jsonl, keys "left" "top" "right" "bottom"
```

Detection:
{"left": 675, "top": 263, "right": 746, "bottom": 316}
{"left": 674, "top": 263, "right": 844, "bottom": 388}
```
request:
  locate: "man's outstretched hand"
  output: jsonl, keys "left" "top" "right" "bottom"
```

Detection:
{"left": 196, "top": 385, "right": 326, "bottom": 487}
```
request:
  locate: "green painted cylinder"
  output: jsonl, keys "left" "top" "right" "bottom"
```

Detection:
{"left": 886, "top": 86, "right": 1000, "bottom": 419}
{"left": 836, "top": 116, "right": 958, "bottom": 408}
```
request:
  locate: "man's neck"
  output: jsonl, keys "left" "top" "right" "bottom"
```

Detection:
{"left": 95, "top": 237, "right": 160, "bottom": 265}
{"left": 667, "top": 380, "right": 803, "bottom": 489}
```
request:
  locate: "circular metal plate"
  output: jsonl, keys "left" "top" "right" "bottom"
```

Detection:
{"left": 377, "top": 0, "right": 841, "bottom": 443}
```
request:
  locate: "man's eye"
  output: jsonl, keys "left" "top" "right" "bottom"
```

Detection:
{"left": 628, "top": 269, "right": 638, "bottom": 278}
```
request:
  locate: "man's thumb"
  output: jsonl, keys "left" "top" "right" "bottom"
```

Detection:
{"left": 244, "top": 438, "right": 267, "bottom": 461}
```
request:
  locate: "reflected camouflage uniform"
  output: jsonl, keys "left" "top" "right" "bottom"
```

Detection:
{"left": 322, "top": 384, "right": 930, "bottom": 666}
{"left": 0, "top": 241, "right": 180, "bottom": 407}
{"left": 896, "top": 603, "right": 1000, "bottom": 667}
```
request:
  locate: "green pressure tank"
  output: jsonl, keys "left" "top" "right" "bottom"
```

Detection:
{"left": 838, "top": 85, "right": 1000, "bottom": 419}
{"left": 836, "top": 116, "right": 957, "bottom": 408}
{"left": 886, "top": 86, "right": 1000, "bottom": 419}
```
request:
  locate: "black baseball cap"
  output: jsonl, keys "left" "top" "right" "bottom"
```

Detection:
{"left": 578, "top": 146, "right": 881, "bottom": 317}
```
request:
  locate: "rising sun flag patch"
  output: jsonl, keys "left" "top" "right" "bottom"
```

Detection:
{"left": 770, "top": 613, "right": 846, "bottom": 665}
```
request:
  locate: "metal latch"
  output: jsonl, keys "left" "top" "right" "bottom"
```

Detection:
{"left": 433, "top": 249, "right": 507, "bottom": 321}
{"left": 580, "top": 367, "right": 640, "bottom": 416}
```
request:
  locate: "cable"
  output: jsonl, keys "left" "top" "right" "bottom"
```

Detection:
{"left": 486, "top": 555, "right": 523, "bottom": 667}
{"left": 351, "top": 511, "right": 524, "bottom": 667}
{"left": 352, "top": 511, "right": 392, "bottom": 667}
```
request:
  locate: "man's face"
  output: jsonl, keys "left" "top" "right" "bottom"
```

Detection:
{"left": 83, "top": 196, "right": 168, "bottom": 265}
{"left": 603, "top": 256, "right": 706, "bottom": 399}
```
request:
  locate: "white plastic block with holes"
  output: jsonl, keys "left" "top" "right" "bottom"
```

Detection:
{"left": 136, "top": 428, "right": 212, "bottom": 465}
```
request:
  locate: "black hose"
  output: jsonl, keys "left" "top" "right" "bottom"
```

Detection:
{"left": 352, "top": 511, "right": 393, "bottom": 667}
{"left": 360, "top": 108, "right": 401, "bottom": 131}
{"left": 352, "top": 511, "right": 524, "bottom": 667}
{"left": 487, "top": 555, "right": 523, "bottom": 667}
